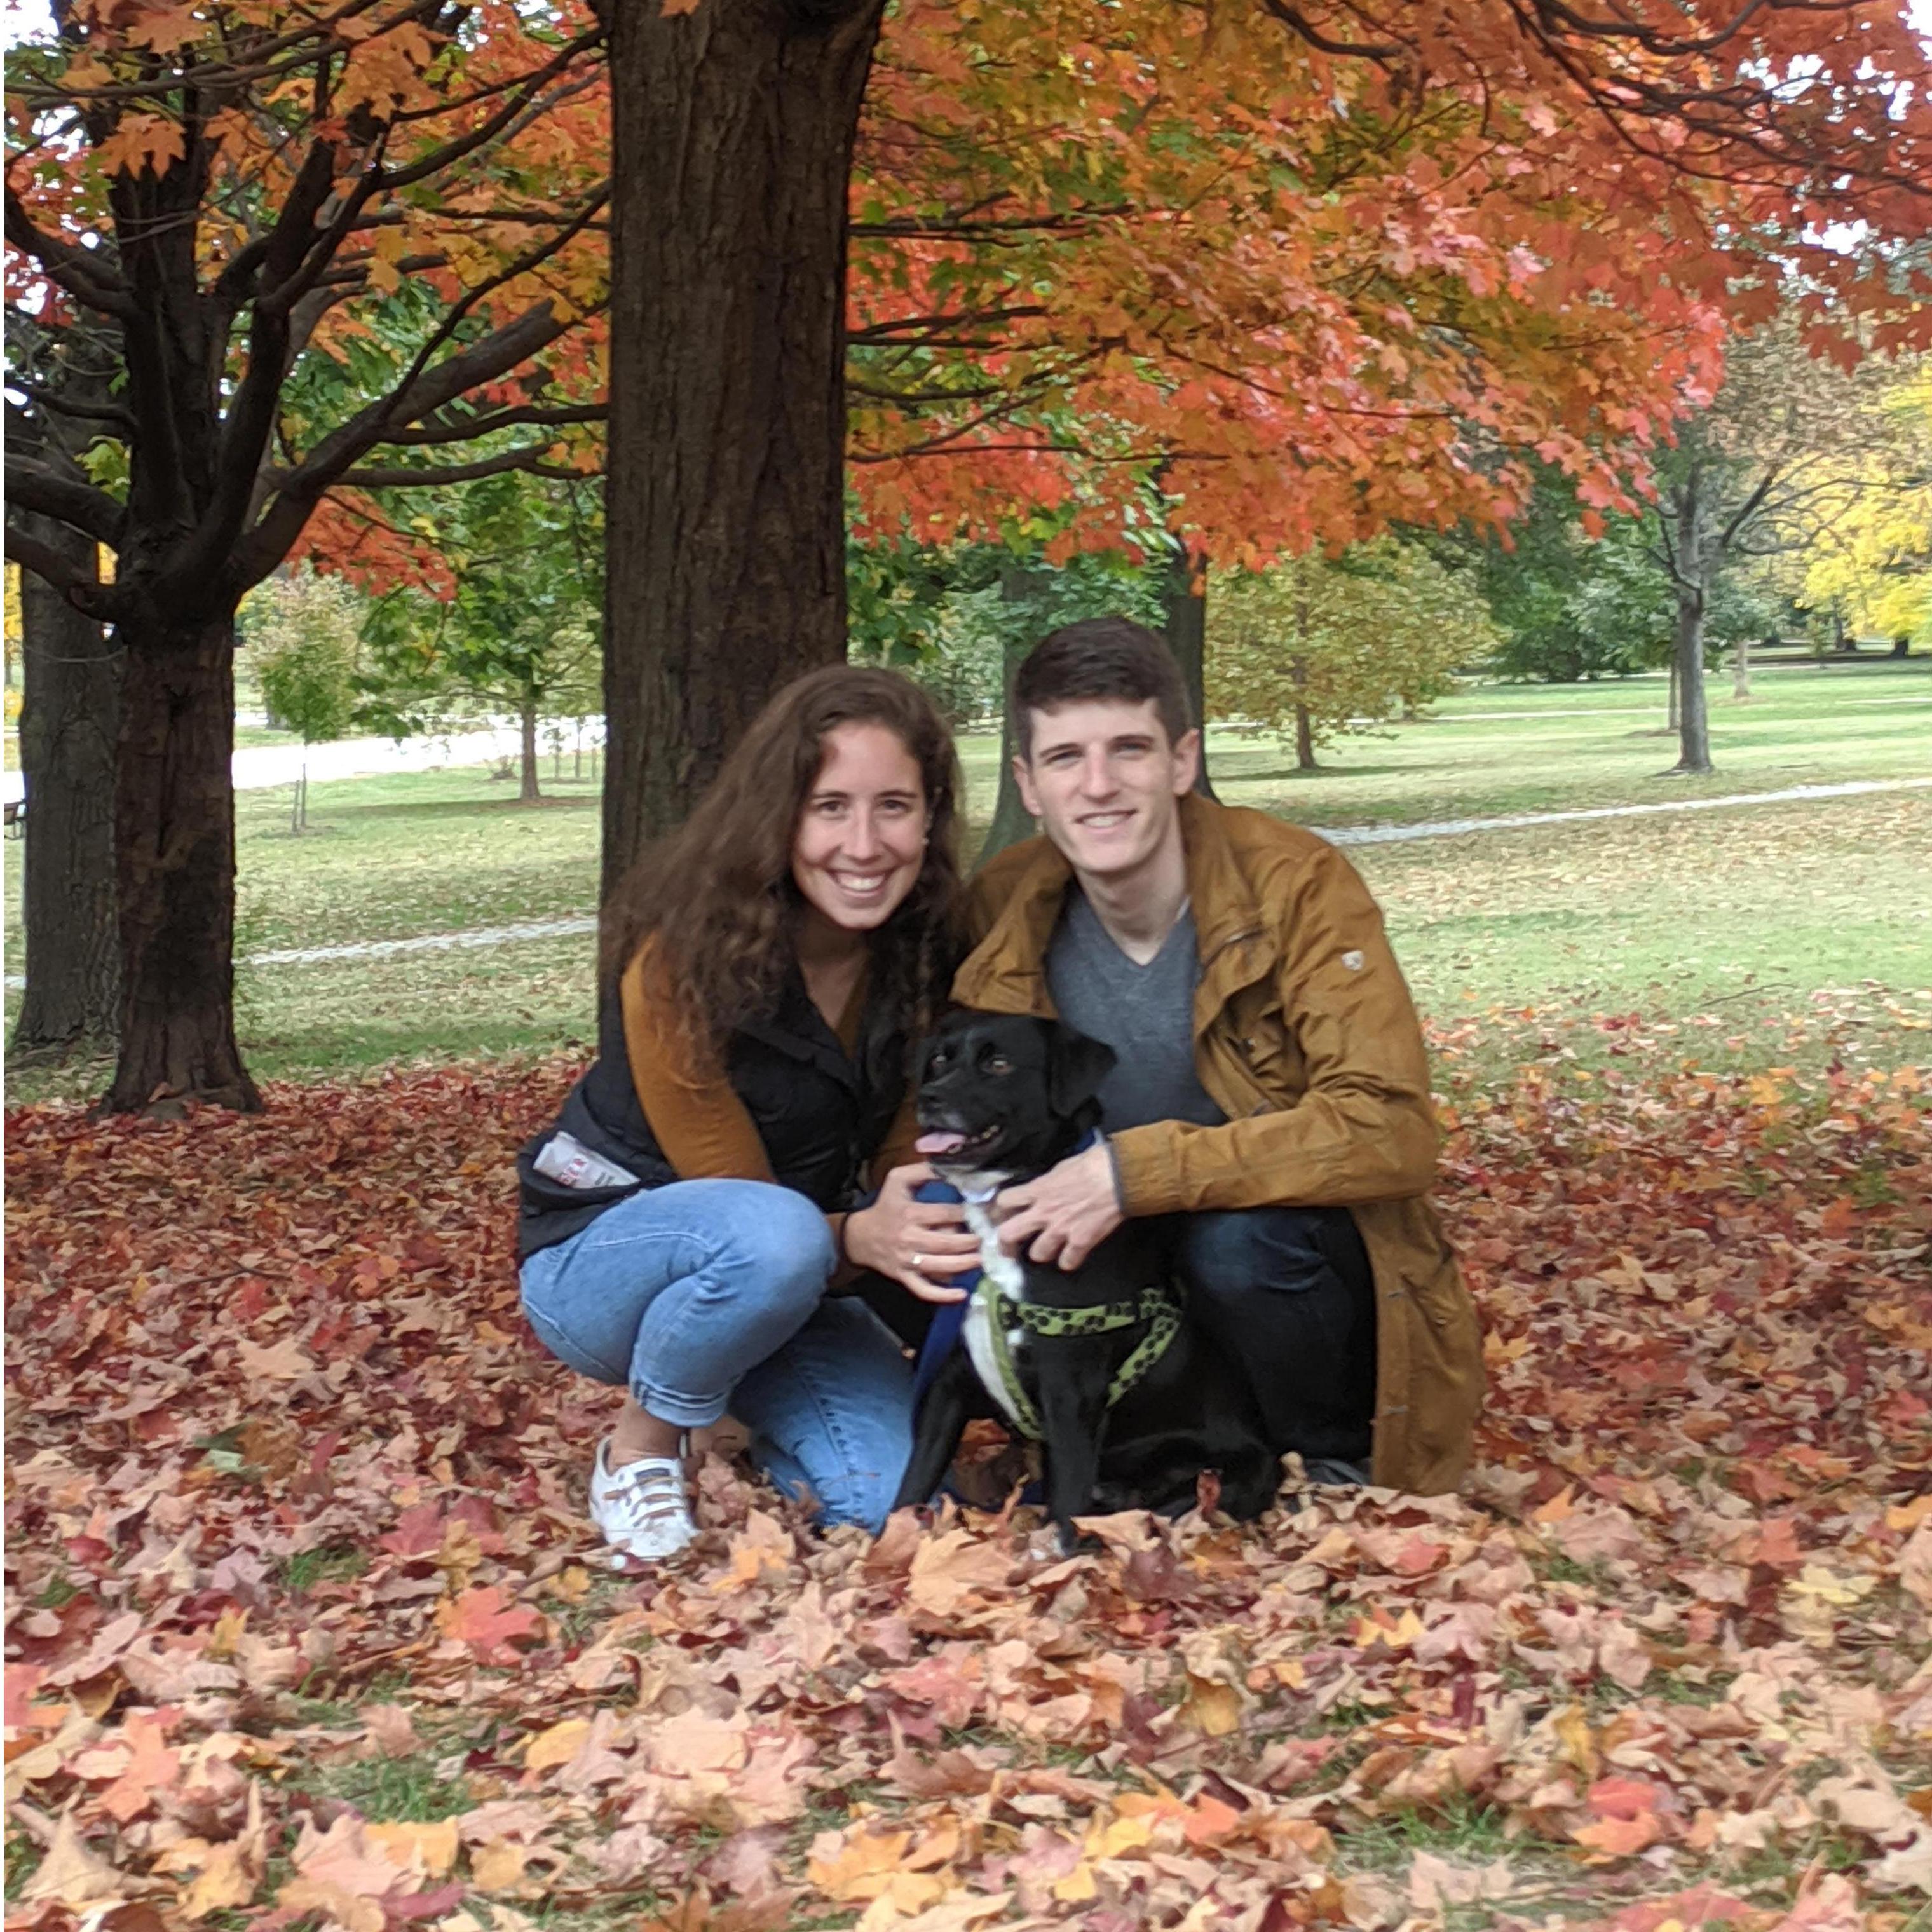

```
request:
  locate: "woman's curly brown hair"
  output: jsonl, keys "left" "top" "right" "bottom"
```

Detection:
{"left": 599, "top": 665, "right": 965, "bottom": 1052}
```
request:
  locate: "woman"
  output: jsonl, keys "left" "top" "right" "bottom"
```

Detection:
{"left": 517, "top": 666, "right": 982, "bottom": 1564}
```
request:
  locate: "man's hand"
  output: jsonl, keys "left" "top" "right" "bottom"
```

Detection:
{"left": 994, "top": 1141, "right": 1123, "bottom": 1270}
{"left": 842, "top": 1164, "right": 978, "bottom": 1303}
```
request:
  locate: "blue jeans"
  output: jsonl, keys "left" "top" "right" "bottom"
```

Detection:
{"left": 518, "top": 1180, "right": 915, "bottom": 1532}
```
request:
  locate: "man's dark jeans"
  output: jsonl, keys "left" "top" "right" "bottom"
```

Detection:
{"left": 1160, "top": 1206, "right": 1377, "bottom": 1468}
{"left": 863, "top": 1198, "right": 1379, "bottom": 1469}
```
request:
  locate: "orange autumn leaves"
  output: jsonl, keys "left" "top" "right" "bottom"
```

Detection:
{"left": 4, "top": 1041, "right": 1930, "bottom": 1928}
{"left": 17, "top": 1, "right": 1932, "bottom": 595}
{"left": 848, "top": 0, "right": 1932, "bottom": 561}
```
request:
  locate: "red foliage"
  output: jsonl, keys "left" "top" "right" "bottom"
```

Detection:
{"left": 4, "top": 1047, "right": 1930, "bottom": 1924}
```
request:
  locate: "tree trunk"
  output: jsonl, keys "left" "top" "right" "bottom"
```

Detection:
{"left": 290, "top": 759, "right": 305, "bottom": 835}
{"left": 104, "top": 613, "right": 260, "bottom": 1114}
{"left": 1293, "top": 701, "right": 1318, "bottom": 772}
{"left": 1161, "top": 550, "right": 1217, "bottom": 799}
{"left": 1731, "top": 634, "right": 1752, "bottom": 700}
{"left": 519, "top": 690, "right": 542, "bottom": 803}
{"left": 601, "top": 0, "right": 886, "bottom": 896}
{"left": 11, "top": 518, "right": 121, "bottom": 1055}
{"left": 978, "top": 571, "right": 1041, "bottom": 865}
{"left": 1666, "top": 655, "right": 1680, "bottom": 731}
{"left": 1670, "top": 592, "right": 1713, "bottom": 775}
{"left": 1291, "top": 641, "right": 1318, "bottom": 771}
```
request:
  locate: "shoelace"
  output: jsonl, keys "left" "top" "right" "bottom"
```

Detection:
{"left": 607, "top": 1455, "right": 688, "bottom": 1525}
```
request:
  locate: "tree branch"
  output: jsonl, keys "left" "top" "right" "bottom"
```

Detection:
{"left": 11, "top": 380, "right": 137, "bottom": 435}
{"left": 4, "top": 518, "right": 123, "bottom": 619}
{"left": 376, "top": 401, "right": 607, "bottom": 446}
{"left": 4, "top": 192, "right": 136, "bottom": 319}
{"left": 3, "top": 458, "right": 128, "bottom": 547}
{"left": 323, "top": 449, "right": 592, "bottom": 489}
{"left": 227, "top": 296, "right": 597, "bottom": 592}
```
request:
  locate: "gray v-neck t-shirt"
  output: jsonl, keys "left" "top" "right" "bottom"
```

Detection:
{"left": 1045, "top": 887, "right": 1227, "bottom": 1134}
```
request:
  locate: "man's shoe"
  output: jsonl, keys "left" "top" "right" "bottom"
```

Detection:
{"left": 1303, "top": 1456, "right": 1371, "bottom": 1488}
{"left": 589, "top": 1437, "right": 697, "bottom": 1561}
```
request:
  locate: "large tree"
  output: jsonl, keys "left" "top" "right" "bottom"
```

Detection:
{"left": 6, "top": 323, "right": 121, "bottom": 1057}
{"left": 600, "top": 0, "right": 881, "bottom": 899}
{"left": 603, "top": 0, "right": 1932, "bottom": 881}
{"left": 1638, "top": 321, "right": 1901, "bottom": 772}
{"left": 4, "top": 1, "right": 606, "bottom": 1112}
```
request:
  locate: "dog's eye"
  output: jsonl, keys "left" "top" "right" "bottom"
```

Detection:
{"left": 929, "top": 1049, "right": 951, "bottom": 1071}
{"left": 984, "top": 1054, "right": 1013, "bottom": 1075}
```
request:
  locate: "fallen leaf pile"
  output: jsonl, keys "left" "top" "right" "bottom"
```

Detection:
{"left": 5, "top": 1041, "right": 1929, "bottom": 1932}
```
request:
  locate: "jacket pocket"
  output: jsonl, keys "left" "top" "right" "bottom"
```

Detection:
{"left": 1221, "top": 998, "right": 1305, "bottom": 1105}
{"left": 1403, "top": 1241, "right": 1476, "bottom": 1335}
{"left": 516, "top": 1160, "right": 645, "bottom": 1218}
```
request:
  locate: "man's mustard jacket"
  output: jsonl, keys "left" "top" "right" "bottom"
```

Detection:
{"left": 953, "top": 792, "right": 1483, "bottom": 1495}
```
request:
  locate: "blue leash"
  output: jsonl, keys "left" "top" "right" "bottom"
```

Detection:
{"left": 906, "top": 1133, "right": 1103, "bottom": 1506}
{"left": 910, "top": 1175, "right": 979, "bottom": 1405}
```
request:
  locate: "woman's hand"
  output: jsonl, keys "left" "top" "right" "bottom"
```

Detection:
{"left": 844, "top": 1164, "right": 979, "bottom": 1303}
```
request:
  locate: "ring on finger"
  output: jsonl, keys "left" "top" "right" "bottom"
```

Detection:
{"left": 912, "top": 1251, "right": 926, "bottom": 1270}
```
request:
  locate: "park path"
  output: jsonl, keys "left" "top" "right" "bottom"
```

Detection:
{"left": 216, "top": 770, "right": 1932, "bottom": 972}
{"left": 0, "top": 724, "right": 526, "bottom": 807}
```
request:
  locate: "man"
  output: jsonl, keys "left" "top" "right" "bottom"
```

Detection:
{"left": 949, "top": 616, "right": 1481, "bottom": 1492}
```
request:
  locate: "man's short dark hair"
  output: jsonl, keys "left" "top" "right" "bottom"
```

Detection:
{"left": 1012, "top": 617, "right": 1191, "bottom": 760}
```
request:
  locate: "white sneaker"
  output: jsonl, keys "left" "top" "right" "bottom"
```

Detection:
{"left": 589, "top": 1438, "right": 697, "bottom": 1561}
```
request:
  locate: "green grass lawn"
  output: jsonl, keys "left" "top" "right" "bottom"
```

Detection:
{"left": 5, "top": 663, "right": 1928, "bottom": 1101}
{"left": 1199, "top": 658, "right": 1932, "bottom": 827}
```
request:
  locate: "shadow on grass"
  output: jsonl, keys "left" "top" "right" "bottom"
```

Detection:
{"left": 278, "top": 793, "right": 602, "bottom": 825}
{"left": 1235, "top": 763, "right": 1415, "bottom": 784}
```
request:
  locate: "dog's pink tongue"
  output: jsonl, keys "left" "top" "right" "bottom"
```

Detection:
{"left": 916, "top": 1131, "right": 967, "bottom": 1155}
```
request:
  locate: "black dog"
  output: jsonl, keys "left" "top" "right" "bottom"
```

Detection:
{"left": 891, "top": 1012, "right": 1279, "bottom": 1553}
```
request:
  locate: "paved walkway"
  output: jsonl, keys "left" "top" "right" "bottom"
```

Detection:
{"left": 1, "top": 725, "right": 528, "bottom": 808}
{"left": 1315, "top": 773, "right": 1932, "bottom": 847}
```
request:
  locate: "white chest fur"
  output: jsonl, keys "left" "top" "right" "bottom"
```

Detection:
{"left": 954, "top": 1181, "right": 1028, "bottom": 1427}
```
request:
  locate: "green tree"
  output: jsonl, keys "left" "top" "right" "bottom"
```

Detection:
{"left": 360, "top": 475, "right": 603, "bottom": 804}
{"left": 243, "top": 571, "right": 360, "bottom": 835}
{"left": 1208, "top": 542, "right": 1495, "bottom": 771}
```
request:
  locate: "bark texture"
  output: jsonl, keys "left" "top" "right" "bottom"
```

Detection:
{"left": 105, "top": 613, "right": 259, "bottom": 1114}
{"left": 979, "top": 599, "right": 1038, "bottom": 866}
{"left": 519, "top": 691, "right": 542, "bottom": 803}
{"left": 11, "top": 515, "right": 121, "bottom": 1053}
{"left": 602, "top": 0, "right": 887, "bottom": 895}
{"left": 1162, "top": 552, "right": 1218, "bottom": 799}
{"left": 1671, "top": 594, "right": 1713, "bottom": 773}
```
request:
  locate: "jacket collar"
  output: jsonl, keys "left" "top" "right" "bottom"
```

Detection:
{"left": 954, "top": 793, "right": 1270, "bottom": 1021}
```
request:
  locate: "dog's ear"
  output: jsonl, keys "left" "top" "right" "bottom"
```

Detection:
{"left": 1046, "top": 1023, "right": 1116, "bottom": 1118}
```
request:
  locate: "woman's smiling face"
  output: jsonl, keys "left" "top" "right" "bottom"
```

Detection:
{"left": 791, "top": 721, "right": 930, "bottom": 934}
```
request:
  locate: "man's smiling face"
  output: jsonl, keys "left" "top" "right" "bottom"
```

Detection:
{"left": 1014, "top": 697, "right": 1199, "bottom": 883}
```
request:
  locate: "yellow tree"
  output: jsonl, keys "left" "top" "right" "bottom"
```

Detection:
{"left": 1800, "top": 362, "right": 1932, "bottom": 644}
